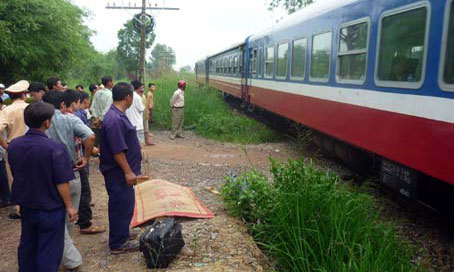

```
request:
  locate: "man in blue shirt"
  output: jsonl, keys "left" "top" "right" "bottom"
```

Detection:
{"left": 9, "top": 102, "right": 77, "bottom": 271}
{"left": 100, "top": 82, "right": 142, "bottom": 254}
{"left": 43, "top": 90, "right": 95, "bottom": 271}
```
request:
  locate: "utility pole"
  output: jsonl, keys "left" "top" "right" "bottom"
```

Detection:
{"left": 106, "top": 1, "right": 179, "bottom": 83}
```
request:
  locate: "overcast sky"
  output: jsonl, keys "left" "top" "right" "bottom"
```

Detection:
{"left": 71, "top": 0, "right": 286, "bottom": 69}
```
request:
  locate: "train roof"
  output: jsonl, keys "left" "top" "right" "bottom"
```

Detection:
{"left": 207, "top": 41, "right": 245, "bottom": 59}
{"left": 250, "top": 0, "right": 360, "bottom": 41}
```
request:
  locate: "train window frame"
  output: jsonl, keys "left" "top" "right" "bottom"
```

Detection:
{"left": 336, "top": 17, "right": 371, "bottom": 85}
{"left": 258, "top": 47, "right": 264, "bottom": 78}
{"left": 439, "top": 0, "right": 454, "bottom": 92}
{"left": 265, "top": 44, "right": 275, "bottom": 79}
{"left": 374, "top": 2, "right": 431, "bottom": 90}
{"left": 309, "top": 29, "right": 333, "bottom": 83}
{"left": 276, "top": 41, "right": 289, "bottom": 79}
{"left": 290, "top": 36, "right": 307, "bottom": 81}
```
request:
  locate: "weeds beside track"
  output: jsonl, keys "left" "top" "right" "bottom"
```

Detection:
{"left": 222, "top": 159, "right": 419, "bottom": 272}
{"left": 151, "top": 74, "right": 282, "bottom": 144}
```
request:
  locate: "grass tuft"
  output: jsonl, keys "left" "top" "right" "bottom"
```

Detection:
{"left": 222, "top": 159, "right": 419, "bottom": 272}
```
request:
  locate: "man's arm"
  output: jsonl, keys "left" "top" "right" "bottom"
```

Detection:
{"left": 56, "top": 182, "right": 78, "bottom": 222}
{"left": 113, "top": 152, "right": 137, "bottom": 186}
{"left": 74, "top": 134, "right": 95, "bottom": 170}
{"left": 72, "top": 117, "right": 95, "bottom": 169}
{"left": 0, "top": 111, "right": 10, "bottom": 149}
{"left": 0, "top": 138, "right": 8, "bottom": 150}
{"left": 136, "top": 94, "right": 145, "bottom": 113}
{"left": 147, "top": 93, "right": 153, "bottom": 110}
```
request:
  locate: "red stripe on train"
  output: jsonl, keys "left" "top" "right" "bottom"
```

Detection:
{"left": 248, "top": 85, "right": 454, "bottom": 184}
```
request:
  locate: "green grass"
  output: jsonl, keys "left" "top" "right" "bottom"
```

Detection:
{"left": 150, "top": 73, "right": 282, "bottom": 143}
{"left": 222, "top": 159, "right": 420, "bottom": 272}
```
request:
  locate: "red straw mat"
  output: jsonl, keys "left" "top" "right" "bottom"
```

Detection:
{"left": 131, "top": 179, "right": 215, "bottom": 227}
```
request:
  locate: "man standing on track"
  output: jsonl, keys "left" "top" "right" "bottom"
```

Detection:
{"left": 169, "top": 80, "right": 186, "bottom": 140}
{"left": 100, "top": 82, "right": 142, "bottom": 254}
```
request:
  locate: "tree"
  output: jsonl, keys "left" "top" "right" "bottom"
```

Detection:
{"left": 268, "top": 0, "right": 314, "bottom": 14}
{"left": 0, "top": 0, "right": 94, "bottom": 84}
{"left": 148, "top": 43, "right": 177, "bottom": 75}
{"left": 179, "top": 65, "right": 193, "bottom": 73}
{"left": 117, "top": 20, "right": 155, "bottom": 78}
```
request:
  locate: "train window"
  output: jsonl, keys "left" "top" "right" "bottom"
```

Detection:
{"left": 310, "top": 31, "right": 332, "bottom": 82}
{"left": 223, "top": 58, "right": 227, "bottom": 74}
{"left": 249, "top": 49, "right": 257, "bottom": 77}
{"left": 265, "top": 45, "right": 275, "bottom": 78}
{"left": 240, "top": 54, "right": 243, "bottom": 75}
{"left": 258, "top": 48, "right": 264, "bottom": 78}
{"left": 376, "top": 5, "right": 429, "bottom": 89}
{"left": 441, "top": 0, "right": 454, "bottom": 91}
{"left": 233, "top": 56, "right": 238, "bottom": 75}
{"left": 337, "top": 20, "right": 369, "bottom": 84}
{"left": 277, "top": 43, "right": 289, "bottom": 78}
{"left": 229, "top": 57, "right": 233, "bottom": 75}
{"left": 291, "top": 38, "right": 307, "bottom": 79}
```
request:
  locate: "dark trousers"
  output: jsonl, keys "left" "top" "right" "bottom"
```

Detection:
{"left": 0, "top": 160, "right": 10, "bottom": 204}
{"left": 93, "top": 127, "right": 101, "bottom": 147}
{"left": 103, "top": 169, "right": 135, "bottom": 249}
{"left": 77, "top": 167, "right": 92, "bottom": 229}
{"left": 18, "top": 206, "right": 66, "bottom": 272}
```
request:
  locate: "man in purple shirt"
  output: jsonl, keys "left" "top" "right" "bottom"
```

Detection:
{"left": 100, "top": 82, "right": 142, "bottom": 254}
{"left": 9, "top": 102, "right": 78, "bottom": 271}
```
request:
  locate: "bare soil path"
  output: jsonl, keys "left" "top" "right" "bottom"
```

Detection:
{"left": 0, "top": 131, "right": 298, "bottom": 272}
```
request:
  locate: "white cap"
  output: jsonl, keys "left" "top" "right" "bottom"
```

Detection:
{"left": 6, "top": 80, "right": 29, "bottom": 93}
{"left": 0, "top": 84, "right": 5, "bottom": 89}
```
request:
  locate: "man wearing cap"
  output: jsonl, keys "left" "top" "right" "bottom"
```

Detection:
{"left": 169, "top": 80, "right": 186, "bottom": 139}
{"left": 0, "top": 80, "right": 30, "bottom": 219}
{"left": 0, "top": 84, "right": 10, "bottom": 101}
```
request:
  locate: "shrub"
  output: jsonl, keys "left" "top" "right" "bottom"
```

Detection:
{"left": 222, "top": 159, "right": 417, "bottom": 272}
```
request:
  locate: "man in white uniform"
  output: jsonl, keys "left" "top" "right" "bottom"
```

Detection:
{"left": 126, "top": 80, "right": 145, "bottom": 144}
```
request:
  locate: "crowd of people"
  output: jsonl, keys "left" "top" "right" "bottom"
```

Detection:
{"left": 0, "top": 76, "right": 187, "bottom": 272}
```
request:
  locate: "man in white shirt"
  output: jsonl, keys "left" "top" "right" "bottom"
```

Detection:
{"left": 169, "top": 80, "right": 186, "bottom": 139}
{"left": 126, "top": 80, "right": 145, "bottom": 144}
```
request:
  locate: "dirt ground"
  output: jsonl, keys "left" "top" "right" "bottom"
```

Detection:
{"left": 0, "top": 130, "right": 299, "bottom": 272}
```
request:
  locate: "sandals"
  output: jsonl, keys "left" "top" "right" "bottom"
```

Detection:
{"left": 8, "top": 212, "right": 21, "bottom": 220}
{"left": 79, "top": 225, "right": 106, "bottom": 235}
{"left": 111, "top": 241, "right": 140, "bottom": 255}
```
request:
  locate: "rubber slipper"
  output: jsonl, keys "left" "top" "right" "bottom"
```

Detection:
{"left": 79, "top": 225, "right": 106, "bottom": 234}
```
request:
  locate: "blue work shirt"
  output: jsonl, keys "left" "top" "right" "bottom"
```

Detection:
{"left": 75, "top": 109, "right": 89, "bottom": 126}
{"left": 100, "top": 104, "right": 142, "bottom": 175}
{"left": 9, "top": 129, "right": 75, "bottom": 210}
{"left": 47, "top": 109, "right": 94, "bottom": 163}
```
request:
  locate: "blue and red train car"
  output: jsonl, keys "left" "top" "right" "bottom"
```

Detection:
{"left": 196, "top": 0, "right": 454, "bottom": 201}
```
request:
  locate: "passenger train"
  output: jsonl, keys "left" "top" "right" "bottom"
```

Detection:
{"left": 195, "top": 0, "right": 454, "bottom": 204}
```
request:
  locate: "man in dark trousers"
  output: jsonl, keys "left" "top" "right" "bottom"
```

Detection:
{"left": 9, "top": 102, "right": 78, "bottom": 271}
{"left": 100, "top": 82, "right": 142, "bottom": 254}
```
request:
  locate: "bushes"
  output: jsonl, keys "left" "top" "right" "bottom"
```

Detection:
{"left": 222, "top": 159, "right": 417, "bottom": 272}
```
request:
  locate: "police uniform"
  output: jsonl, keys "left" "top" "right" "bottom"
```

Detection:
{"left": 100, "top": 104, "right": 142, "bottom": 250}
{"left": 9, "top": 129, "right": 75, "bottom": 271}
